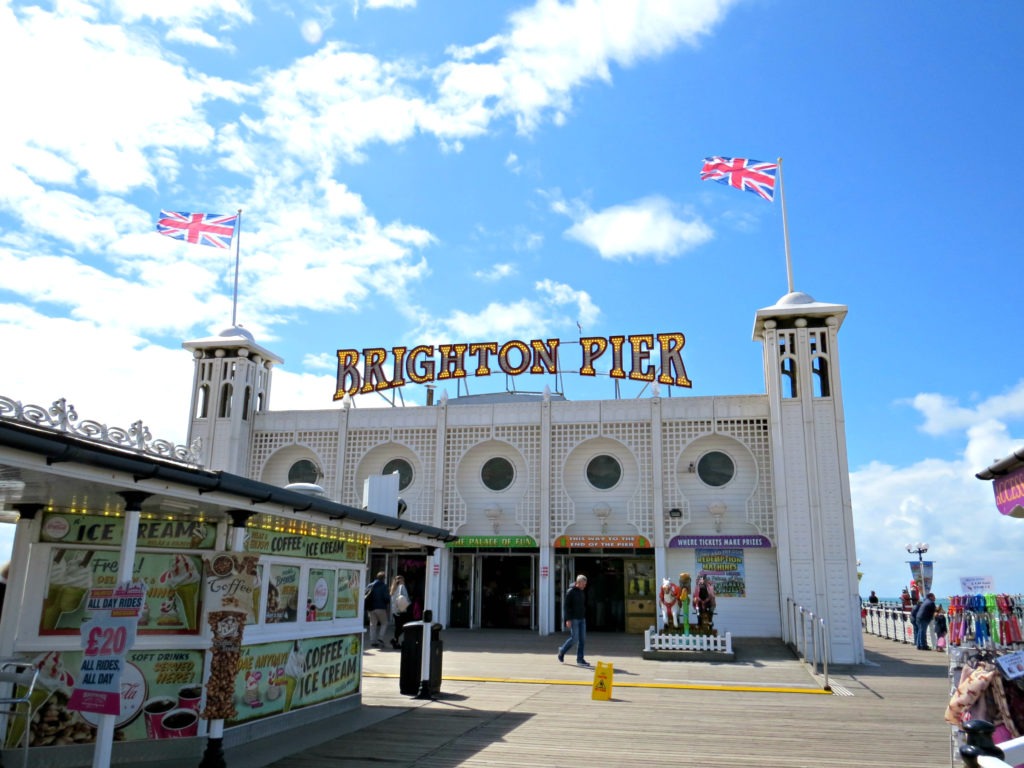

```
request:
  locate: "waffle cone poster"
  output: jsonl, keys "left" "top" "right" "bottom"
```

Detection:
{"left": 40, "top": 549, "right": 204, "bottom": 635}
{"left": 201, "top": 554, "right": 259, "bottom": 720}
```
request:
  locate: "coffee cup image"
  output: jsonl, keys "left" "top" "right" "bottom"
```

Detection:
{"left": 178, "top": 685, "right": 202, "bottom": 711}
{"left": 142, "top": 697, "right": 176, "bottom": 739}
{"left": 160, "top": 708, "right": 199, "bottom": 738}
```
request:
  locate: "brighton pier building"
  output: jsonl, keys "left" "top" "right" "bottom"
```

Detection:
{"left": 184, "top": 290, "right": 864, "bottom": 665}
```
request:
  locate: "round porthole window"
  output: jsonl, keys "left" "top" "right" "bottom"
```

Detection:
{"left": 696, "top": 451, "right": 735, "bottom": 487}
{"left": 586, "top": 454, "right": 622, "bottom": 490}
{"left": 288, "top": 459, "right": 321, "bottom": 484}
{"left": 481, "top": 457, "right": 515, "bottom": 491}
{"left": 382, "top": 458, "right": 413, "bottom": 490}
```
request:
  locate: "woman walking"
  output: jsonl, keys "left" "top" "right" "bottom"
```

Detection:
{"left": 390, "top": 575, "right": 412, "bottom": 649}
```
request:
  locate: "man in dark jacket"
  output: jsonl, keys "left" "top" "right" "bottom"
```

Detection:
{"left": 365, "top": 571, "right": 390, "bottom": 648}
{"left": 913, "top": 592, "right": 937, "bottom": 650}
{"left": 557, "top": 575, "right": 588, "bottom": 666}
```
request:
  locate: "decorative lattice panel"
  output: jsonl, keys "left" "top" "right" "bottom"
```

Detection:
{"left": 601, "top": 421, "right": 654, "bottom": 538}
{"left": 717, "top": 418, "right": 775, "bottom": 540}
{"left": 494, "top": 424, "right": 542, "bottom": 537}
{"left": 548, "top": 422, "right": 599, "bottom": 537}
{"left": 441, "top": 426, "right": 491, "bottom": 531}
{"left": 339, "top": 427, "right": 438, "bottom": 526}
{"left": 659, "top": 419, "right": 714, "bottom": 525}
{"left": 249, "top": 430, "right": 339, "bottom": 492}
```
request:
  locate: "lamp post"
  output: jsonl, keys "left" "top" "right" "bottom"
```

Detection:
{"left": 905, "top": 542, "right": 929, "bottom": 596}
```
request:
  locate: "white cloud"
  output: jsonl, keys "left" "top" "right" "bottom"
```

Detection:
{"left": 0, "top": 4, "right": 233, "bottom": 197}
{"left": 851, "top": 386, "right": 1024, "bottom": 599}
{"left": 435, "top": 0, "right": 734, "bottom": 134}
{"left": 474, "top": 263, "right": 517, "bottom": 281}
{"left": 557, "top": 195, "right": 714, "bottom": 261}
{"left": 409, "top": 279, "right": 600, "bottom": 341}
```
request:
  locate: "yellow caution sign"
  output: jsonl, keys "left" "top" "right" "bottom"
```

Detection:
{"left": 591, "top": 661, "right": 613, "bottom": 701}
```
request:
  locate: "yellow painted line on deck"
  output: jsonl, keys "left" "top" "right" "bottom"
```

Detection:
{"left": 363, "top": 673, "right": 831, "bottom": 695}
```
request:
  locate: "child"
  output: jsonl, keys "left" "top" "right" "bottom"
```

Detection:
{"left": 933, "top": 604, "right": 948, "bottom": 651}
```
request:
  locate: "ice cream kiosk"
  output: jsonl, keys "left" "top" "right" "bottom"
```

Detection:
{"left": 0, "top": 409, "right": 455, "bottom": 767}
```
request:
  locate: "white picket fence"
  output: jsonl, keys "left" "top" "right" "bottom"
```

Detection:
{"left": 643, "top": 627, "right": 733, "bottom": 654}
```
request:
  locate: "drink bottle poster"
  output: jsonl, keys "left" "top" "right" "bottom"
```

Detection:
{"left": 307, "top": 568, "right": 335, "bottom": 621}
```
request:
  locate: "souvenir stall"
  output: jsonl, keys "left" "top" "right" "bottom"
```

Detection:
{"left": 942, "top": 452, "right": 1024, "bottom": 765}
{"left": 0, "top": 412, "right": 455, "bottom": 767}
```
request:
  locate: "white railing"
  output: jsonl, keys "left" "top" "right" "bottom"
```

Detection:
{"left": 861, "top": 603, "right": 915, "bottom": 644}
{"left": 784, "top": 598, "right": 830, "bottom": 691}
{"left": 643, "top": 627, "right": 733, "bottom": 654}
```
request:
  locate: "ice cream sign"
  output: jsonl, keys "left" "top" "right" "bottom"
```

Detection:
{"left": 67, "top": 581, "right": 146, "bottom": 716}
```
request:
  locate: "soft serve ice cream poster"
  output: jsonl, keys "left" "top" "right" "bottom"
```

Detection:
{"left": 41, "top": 549, "right": 203, "bottom": 635}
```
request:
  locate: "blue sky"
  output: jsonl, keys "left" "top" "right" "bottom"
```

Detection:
{"left": 2, "top": 0, "right": 1022, "bottom": 600}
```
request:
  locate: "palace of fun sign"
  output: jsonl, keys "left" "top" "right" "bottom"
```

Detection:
{"left": 334, "top": 333, "right": 691, "bottom": 397}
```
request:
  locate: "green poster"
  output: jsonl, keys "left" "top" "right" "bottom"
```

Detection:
{"left": 4, "top": 648, "right": 204, "bottom": 747}
{"left": 40, "top": 549, "right": 203, "bottom": 636}
{"left": 307, "top": 568, "right": 335, "bottom": 621}
{"left": 335, "top": 569, "right": 360, "bottom": 618}
{"left": 228, "top": 634, "right": 361, "bottom": 724}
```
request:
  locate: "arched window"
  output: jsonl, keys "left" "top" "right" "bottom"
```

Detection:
{"left": 218, "top": 383, "right": 233, "bottom": 418}
{"left": 481, "top": 457, "right": 515, "bottom": 491}
{"left": 778, "top": 332, "right": 798, "bottom": 399}
{"left": 383, "top": 458, "right": 413, "bottom": 490}
{"left": 288, "top": 459, "right": 322, "bottom": 484}
{"left": 809, "top": 331, "right": 831, "bottom": 398}
{"left": 195, "top": 384, "right": 210, "bottom": 419}
{"left": 586, "top": 454, "right": 622, "bottom": 490}
{"left": 242, "top": 386, "right": 252, "bottom": 421}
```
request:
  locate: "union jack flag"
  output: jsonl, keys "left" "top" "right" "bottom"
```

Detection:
{"left": 156, "top": 211, "right": 238, "bottom": 248}
{"left": 700, "top": 157, "right": 778, "bottom": 202}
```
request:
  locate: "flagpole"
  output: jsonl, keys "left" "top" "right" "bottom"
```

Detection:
{"left": 777, "top": 158, "right": 794, "bottom": 294}
{"left": 231, "top": 209, "right": 242, "bottom": 327}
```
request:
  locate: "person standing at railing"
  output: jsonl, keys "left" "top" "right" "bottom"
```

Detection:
{"left": 913, "top": 592, "right": 936, "bottom": 650}
{"left": 868, "top": 590, "right": 879, "bottom": 605}
{"left": 933, "top": 604, "right": 948, "bottom": 651}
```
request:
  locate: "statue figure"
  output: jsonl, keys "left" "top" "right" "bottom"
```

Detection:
{"left": 658, "top": 577, "right": 682, "bottom": 630}
{"left": 693, "top": 573, "right": 716, "bottom": 635}
{"left": 678, "top": 572, "right": 691, "bottom": 635}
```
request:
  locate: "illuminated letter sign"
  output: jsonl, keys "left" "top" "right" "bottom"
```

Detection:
{"left": 334, "top": 333, "right": 689, "bottom": 399}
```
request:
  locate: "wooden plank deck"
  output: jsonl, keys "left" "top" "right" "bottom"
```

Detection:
{"left": 261, "top": 630, "right": 954, "bottom": 768}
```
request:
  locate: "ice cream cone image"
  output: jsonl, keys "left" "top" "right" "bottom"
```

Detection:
{"left": 41, "top": 595, "right": 64, "bottom": 630}
{"left": 40, "top": 550, "right": 92, "bottom": 631}
{"left": 4, "top": 688, "right": 50, "bottom": 748}
{"left": 175, "top": 582, "right": 199, "bottom": 630}
{"left": 282, "top": 676, "right": 296, "bottom": 712}
{"left": 159, "top": 554, "right": 201, "bottom": 630}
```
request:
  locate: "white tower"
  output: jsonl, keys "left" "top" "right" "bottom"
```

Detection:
{"left": 182, "top": 326, "right": 282, "bottom": 474}
{"left": 753, "top": 291, "right": 863, "bottom": 664}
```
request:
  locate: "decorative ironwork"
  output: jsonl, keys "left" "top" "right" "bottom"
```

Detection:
{"left": 0, "top": 395, "right": 201, "bottom": 466}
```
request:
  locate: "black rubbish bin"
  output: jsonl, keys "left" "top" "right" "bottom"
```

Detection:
{"left": 399, "top": 619, "right": 443, "bottom": 698}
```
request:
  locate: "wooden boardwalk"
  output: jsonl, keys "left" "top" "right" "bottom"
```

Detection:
{"left": 260, "top": 630, "right": 954, "bottom": 768}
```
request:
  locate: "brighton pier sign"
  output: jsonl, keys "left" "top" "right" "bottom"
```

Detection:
{"left": 334, "top": 333, "right": 691, "bottom": 398}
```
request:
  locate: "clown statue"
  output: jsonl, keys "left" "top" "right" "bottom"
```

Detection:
{"left": 658, "top": 577, "right": 682, "bottom": 630}
{"left": 677, "top": 572, "right": 691, "bottom": 635}
{"left": 693, "top": 574, "right": 716, "bottom": 635}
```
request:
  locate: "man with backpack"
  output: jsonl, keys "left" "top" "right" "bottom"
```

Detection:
{"left": 364, "top": 571, "right": 390, "bottom": 648}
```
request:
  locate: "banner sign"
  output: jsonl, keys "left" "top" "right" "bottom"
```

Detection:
{"left": 993, "top": 465, "right": 1024, "bottom": 517}
{"left": 553, "top": 535, "right": 652, "bottom": 549}
{"left": 244, "top": 527, "right": 366, "bottom": 563}
{"left": 68, "top": 581, "right": 146, "bottom": 716}
{"left": 41, "top": 512, "right": 215, "bottom": 550}
{"left": 908, "top": 560, "right": 934, "bottom": 593}
{"left": 669, "top": 535, "right": 771, "bottom": 548}
{"left": 334, "top": 333, "right": 691, "bottom": 397}
{"left": 41, "top": 549, "right": 203, "bottom": 636}
{"left": 447, "top": 536, "right": 537, "bottom": 548}
{"left": 695, "top": 548, "right": 746, "bottom": 598}
{"left": 227, "top": 634, "right": 361, "bottom": 724}
{"left": 960, "top": 576, "right": 995, "bottom": 593}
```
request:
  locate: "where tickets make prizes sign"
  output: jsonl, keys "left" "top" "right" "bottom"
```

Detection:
{"left": 67, "top": 581, "right": 147, "bottom": 716}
